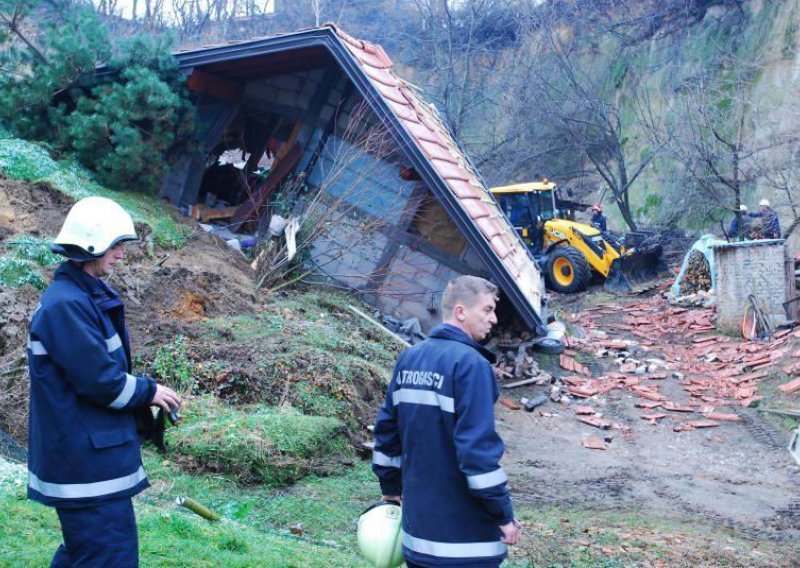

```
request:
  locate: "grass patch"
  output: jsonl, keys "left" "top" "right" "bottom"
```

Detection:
{"left": 0, "top": 135, "right": 189, "bottom": 248}
{"left": 140, "top": 454, "right": 378, "bottom": 551}
{"left": 167, "top": 396, "right": 352, "bottom": 486}
{"left": 509, "top": 505, "right": 799, "bottom": 567}
{"left": 0, "top": 235, "right": 62, "bottom": 289}
{"left": 152, "top": 335, "right": 197, "bottom": 394}
{"left": 0, "top": 456, "right": 368, "bottom": 567}
{"left": 5, "top": 453, "right": 798, "bottom": 567}
{"left": 184, "top": 290, "right": 401, "bottom": 431}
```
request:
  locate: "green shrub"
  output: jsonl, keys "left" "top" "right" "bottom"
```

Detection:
{"left": 0, "top": 2, "right": 196, "bottom": 194}
{"left": 0, "top": 235, "right": 62, "bottom": 289}
{"left": 5, "top": 236, "right": 61, "bottom": 267}
{"left": 0, "top": 258, "right": 46, "bottom": 289}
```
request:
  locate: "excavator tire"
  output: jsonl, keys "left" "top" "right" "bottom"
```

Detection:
{"left": 546, "top": 246, "right": 591, "bottom": 294}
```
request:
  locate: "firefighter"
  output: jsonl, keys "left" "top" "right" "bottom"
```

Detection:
{"left": 371, "top": 275, "right": 521, "bottom": 567}
{"left": 27, "top": 196, "right": 181, "bottom": 566}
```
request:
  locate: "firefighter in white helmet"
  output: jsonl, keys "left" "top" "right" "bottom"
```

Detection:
{"left": 28, "top": 196, "right": 181, "bottom": 566}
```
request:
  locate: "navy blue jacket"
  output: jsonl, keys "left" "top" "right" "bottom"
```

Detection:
{"left": 27, "top": 262, "right": 156, "bottom": 508}
{"left": 590, "top": 213, "right": 607, "bottom": 233}
{"left": 373, "top": 324, "right": 513, "bottom": 566}
{"left": 752, "top": 209, "right": 781, "bottom": 239}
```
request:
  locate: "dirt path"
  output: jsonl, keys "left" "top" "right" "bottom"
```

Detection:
{"left": 498, "top": 288, "right": 800, "bottom": 542}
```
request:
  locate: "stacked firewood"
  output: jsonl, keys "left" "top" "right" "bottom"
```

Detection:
{"left": 681, "top": 252, "right": 711, "bottom": 294}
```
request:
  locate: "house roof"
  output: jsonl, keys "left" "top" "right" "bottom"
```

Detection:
{"left": 162, "top": 25, "right": 547, "bottom": 330}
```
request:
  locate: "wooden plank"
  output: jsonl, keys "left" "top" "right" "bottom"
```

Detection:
{"left": 347, "top": 304, "right": 411, "bottom": 348}
{"left": 187, "top": 69, "right": 243, "bottom": 101}
{"left": 501, "top": 378, "right": 540, "bottom": 389}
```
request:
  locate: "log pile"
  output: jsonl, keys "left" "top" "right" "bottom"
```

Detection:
{"left": 681, "top": 251, "right": 711, "bottom": 294}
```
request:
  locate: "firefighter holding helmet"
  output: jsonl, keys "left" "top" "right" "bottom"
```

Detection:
{"left": 27, "top": 196, "right": 181, "bottom": 566}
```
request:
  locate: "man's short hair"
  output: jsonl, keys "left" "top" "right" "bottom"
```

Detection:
{"left": 441, "top": 275, "right": 498, "bottom": 315}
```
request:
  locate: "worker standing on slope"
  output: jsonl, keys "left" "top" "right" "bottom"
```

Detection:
{"left": 27, "top": 196, "right": 181, "bottom": 567}
{"left": 371, "top": 275, "right": 521, "bottom": 567}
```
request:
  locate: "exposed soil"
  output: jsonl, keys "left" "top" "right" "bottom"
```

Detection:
{"left": 0, "top": 178, "right": 256, "bottom": 357}
{"left": 0, "top": 179, "right": 390, "bottom": 445}
{"left": 0, "top": 179, "right": 258, "bottom": 442}
{"left": 499, "top": 285, "right": 800, "bottom": 553}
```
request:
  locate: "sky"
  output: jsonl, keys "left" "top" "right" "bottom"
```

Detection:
{"left": 104, "top": 0, "right": 276, "bottom": 22}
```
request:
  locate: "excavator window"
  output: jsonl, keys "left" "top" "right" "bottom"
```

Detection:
{"left": 532, "top": 190, "right": 556, "bottom": 221}
{"left": 500, "top": 194, "right": 534, "bottom": 228}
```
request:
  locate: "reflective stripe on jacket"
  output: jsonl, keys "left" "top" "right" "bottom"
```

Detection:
{"left": 27, "top": 262, "right": 156, "bottom": 507}
{"left": 373, "top": 324, "right": 513, "bottom": 566}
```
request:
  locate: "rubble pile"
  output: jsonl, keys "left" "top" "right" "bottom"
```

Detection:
{"left": 490, "top": 335, "right": 554, "bottom": 385}
{"left": 491, "top": 289, "right": 800, "bottom": 448}
{"left": 561, "top": 295, "right": 800, "bottom": 433}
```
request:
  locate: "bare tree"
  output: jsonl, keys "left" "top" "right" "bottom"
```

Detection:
{"left": 408, "top": 0, "right": 520, "bottom": 142}
{"left": 519, "top": 19, "right": 656, "bottom": 231}
{"left": 656, "top": 54, "right": 799, "bottom": 237}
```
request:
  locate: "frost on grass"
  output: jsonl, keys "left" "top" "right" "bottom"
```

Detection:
{"left": 0, "top": 236, "right": 62, "bottom": 290}
{"left": 0, "top": 457, "right": 25, "bottom": 496}
{"left": 0, "top": 137, "right": 189, "bottom": 247}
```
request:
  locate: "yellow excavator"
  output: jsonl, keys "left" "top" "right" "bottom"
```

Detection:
{"left": 490, "top": 181, "right": 664, "bottom": 294}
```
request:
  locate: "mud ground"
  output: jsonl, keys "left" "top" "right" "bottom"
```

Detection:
{"left": 499, "top": 286, "right": 800, "bottom": 547}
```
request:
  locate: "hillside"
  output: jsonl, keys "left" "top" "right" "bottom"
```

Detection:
{"left": 3, "top": 134, "right": 800, "bottom": 566}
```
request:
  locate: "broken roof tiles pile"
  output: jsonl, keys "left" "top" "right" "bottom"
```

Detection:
{"left": 562, "top": 295, "right": 800, "bottom": 436}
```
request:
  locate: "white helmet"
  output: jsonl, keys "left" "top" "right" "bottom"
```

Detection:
{"left": 357, "top": 501, "right": 404, "bottom": 568}
{"left": 759, "top": 199, "right": 771, "bottom": 207}
{"left": 53, "top": 197, "right": 137, "bottom": 261}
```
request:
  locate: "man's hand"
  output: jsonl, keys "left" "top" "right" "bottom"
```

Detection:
{"left": 150, "top": 384, "right": 181, "bottom": 413}
{"left": 499, "top": 519, "right": 522, "bottom": 545}
{"left": 381, "top": 494, "right": 402, "bottom": 505}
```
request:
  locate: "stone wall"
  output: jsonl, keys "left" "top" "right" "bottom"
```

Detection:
{"left": 712, "top": 240, "right": 789, "bottom": 332}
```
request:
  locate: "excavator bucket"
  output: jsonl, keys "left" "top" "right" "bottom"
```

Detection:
{"left": 604, "top": 245, "right": 666, "bottom": 294}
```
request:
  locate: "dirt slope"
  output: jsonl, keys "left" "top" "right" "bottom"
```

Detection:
{"left": 0, "top": 179, "right": 257, "bottom": 441}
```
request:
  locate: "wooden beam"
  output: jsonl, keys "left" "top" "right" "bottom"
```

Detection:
{"left": 187, "top": 69, "right": 243, "bottom": 101}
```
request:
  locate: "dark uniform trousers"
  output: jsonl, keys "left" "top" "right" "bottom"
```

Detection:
{"left": 51, "top": 498, "right": 138, "bottom": 567}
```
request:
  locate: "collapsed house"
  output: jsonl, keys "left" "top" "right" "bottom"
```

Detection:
{"left": 136, "top": 25, "right": 548, "bottom": 331}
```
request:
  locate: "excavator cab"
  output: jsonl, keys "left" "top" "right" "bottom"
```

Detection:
{"left": 493, "top": 181, "right": 558, "bottom": 253}
{"left": 491, "top": 181, "right": 664, "bottom": 294}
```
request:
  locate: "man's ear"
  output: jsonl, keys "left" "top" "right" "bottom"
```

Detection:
{"left": 455, "top": 305, "right": 466, "bottom": 322}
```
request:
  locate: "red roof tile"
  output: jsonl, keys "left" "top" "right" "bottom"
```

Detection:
{"left": 328, "top": 25, "right": 544, "bottom": 319}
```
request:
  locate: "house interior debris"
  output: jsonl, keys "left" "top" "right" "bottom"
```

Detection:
{"left": 152, "top": 25, "right": 547, "bottom": 332}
